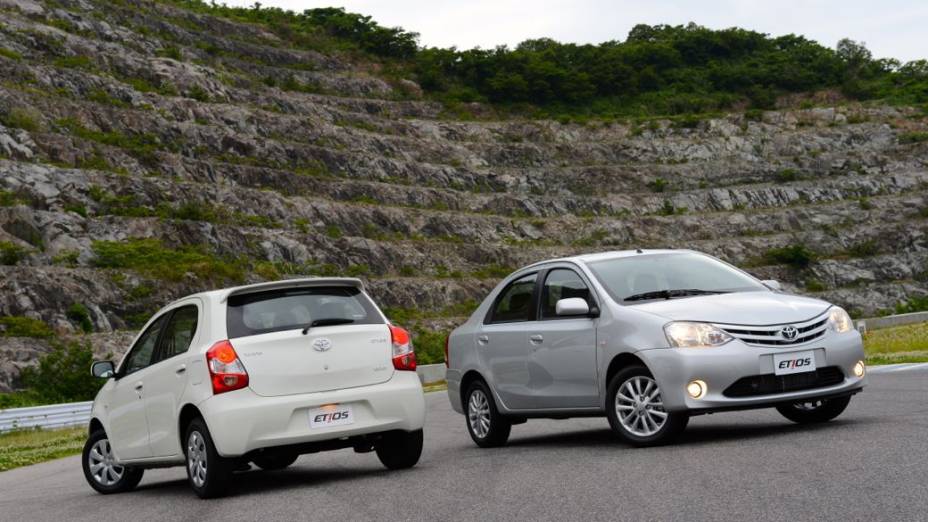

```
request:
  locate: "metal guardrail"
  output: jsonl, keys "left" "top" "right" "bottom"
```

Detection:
{"left": 0, "top": 401, "right": 92, "bottom": 433}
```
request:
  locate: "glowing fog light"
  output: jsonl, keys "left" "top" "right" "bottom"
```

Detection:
{"left": 853, "top": 360, "right": 866, "bottom": 378}
{"left": 686, "top": 380, "right": 707, "bottom": 399}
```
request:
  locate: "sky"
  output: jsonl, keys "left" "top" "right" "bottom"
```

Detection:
{"left": 225, "top": 0, "right": 928, "bottom": 63}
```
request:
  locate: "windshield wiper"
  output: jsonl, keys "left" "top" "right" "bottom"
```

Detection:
{"left": 623, "top": 289, "right": 729, "bottom": 302}
{"left": 301, "top": 318, "right": 354, "bottom": 335}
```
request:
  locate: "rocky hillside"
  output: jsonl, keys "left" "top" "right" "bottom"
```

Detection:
{"left": 1, "top": 0, "right": 927, "bottom": 391}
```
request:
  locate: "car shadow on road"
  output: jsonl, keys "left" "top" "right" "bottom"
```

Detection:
{"left": 133, "top": 465, "right": 388, "bottom": 498}
{"left": 505, "top": 418, "right": 871, "bottom": 449}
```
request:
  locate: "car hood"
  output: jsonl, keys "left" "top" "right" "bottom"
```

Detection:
{"left": 630, "top": 291, "right": 831, "bottom": 325}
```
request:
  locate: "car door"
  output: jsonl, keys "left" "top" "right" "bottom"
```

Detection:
{"left": 144, "top": 303, "right": 199, "bottom": 457}
{"left": 527, "top": 267, "right": 600, "bottom": 409}
{"left": 107, "top": 314, "right": 168, "bottom": 461}
{"left": 476, "top": 273, "right": 537, "bottom": 410}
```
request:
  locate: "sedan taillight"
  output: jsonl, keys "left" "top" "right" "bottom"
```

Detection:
{"left": 390, "top": 325, "right": 416, "bottom": 371}
{"left": 206, "top": 340, "right": 249, "bottom": 394}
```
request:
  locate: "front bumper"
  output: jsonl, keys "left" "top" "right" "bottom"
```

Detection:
{"left": 638, "top": 330, "right": 867, "bottom": 413}
{"left": 198, "top": 371, "right": 426, "bottom": 457}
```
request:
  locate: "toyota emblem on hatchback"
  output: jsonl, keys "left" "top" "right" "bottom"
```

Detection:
{"left": 312, "top": 338, "right": 333, "bottom": 352}
{"left": 781, "top": 326, "right": 798, "bottom": 340}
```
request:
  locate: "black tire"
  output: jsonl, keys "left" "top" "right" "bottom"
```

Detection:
{"left": 375, "top": 429, "right": 423, "bottom": 470}
{"left": 776, "top": 396, "right": 851, "bottom": 424}
{"left": 82, "top": 429, "right": 144, "bottom": 494}
{"left": 184, "top": 418, "right": 233, "bottom": 499}
{"left": 252, "top": 452, "right": 299, "bottom": 471}
{"left": 605, "top": 365, "right": 689, "bottom": 447}
{"left": 464, "top": 380, "right": 512, "bottom": 448}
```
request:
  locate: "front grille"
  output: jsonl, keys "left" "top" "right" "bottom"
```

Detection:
{"left": 719, "top": 314, "right": 829, "bottom": 347}
{"left": 723, "top": 366, "right": 845, "bottom": 398}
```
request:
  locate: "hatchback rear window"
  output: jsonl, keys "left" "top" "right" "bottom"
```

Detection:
{"left": 226, "top": 286, "right": 383, "bottom": 338}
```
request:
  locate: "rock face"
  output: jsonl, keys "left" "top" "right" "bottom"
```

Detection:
{"left": 1, "top": 0, "right": 927, "bottom": 391}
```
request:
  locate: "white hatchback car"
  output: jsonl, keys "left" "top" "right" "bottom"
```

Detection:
{"left": 83, "top": 278, "right": 425, "bottom": 498}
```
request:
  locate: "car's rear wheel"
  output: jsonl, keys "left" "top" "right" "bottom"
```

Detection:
{"left": 776, "top": 396, "right": 851, "bottom": 424}
{"left": 82, "top": 430, "right": 144, "bottom": 494}
{"left": 375, "top": 429, "right": 423, "bottom": 470}
{"left": 465, "top": 380, "right": 511, "bottom": 448}
{"left": 185, "top": 418, "right": 232, "bottom": 498}
{"left": 606, "top": 366, "right": 689, "bottom": 447}
{"left": 252, "top": 452, "right": 299, "bottom": 471}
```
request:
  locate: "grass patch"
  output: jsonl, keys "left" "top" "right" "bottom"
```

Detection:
{"left": 759, "top": 244, "right": 817, "bottom": 268}
{"left": 0, "top": 427, "right": 85, "bottom": 472}
{"left": 864, "top": 322, "right": 928, "bottom": 364}
{"left": 91, "top": 238, "right": 245, "bottom": 283}
{"left": 0, "top": 316, "right": 53, "bottom": 338}
{"left": 1, "top": 107, "right": 42, "bottom": 132}
{"left": 898, "top": 131, "right": 928, "bottom": 144}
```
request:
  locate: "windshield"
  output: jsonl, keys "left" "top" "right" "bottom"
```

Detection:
{"left": 226, "top": 286, "right": 383, "bottom": 338}
{"left": 587, "top": 253, "right": 767, "bottom": 304}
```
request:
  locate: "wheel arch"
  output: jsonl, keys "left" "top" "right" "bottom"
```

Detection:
{"left": 178, "top": 403, "right": 203, "bottom": 454}
{"left": 605, "top": 352, "right": 649, "bottom": 389}
{"left": 459, "top": 369, "right": 487, "bottom": 409}
{"left": 88, "top": 417, "right": 104, "bottom": 436}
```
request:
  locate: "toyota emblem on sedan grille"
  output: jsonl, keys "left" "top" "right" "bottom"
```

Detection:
{"left": 781, "top": 326, "right": 798, "bottom": 340}
{"left": 312, "top": 338, "right": 333, "bottom": 352}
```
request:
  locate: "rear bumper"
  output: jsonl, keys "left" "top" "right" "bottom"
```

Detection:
{"left": 198, "top": 371, "right": 425, "bottom": 457}
{"left": 638, "top": 330, "right": 867, "bottom": 413}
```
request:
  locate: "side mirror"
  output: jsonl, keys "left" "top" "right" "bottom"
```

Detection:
{"left": 761, "top": 279, "right": 782, "bottom": 291}
{"left": 555, "top": 298, "right": 590, "bottom": 317}
{"left": 91, "top": 361, "right": 115, "bottom": 379}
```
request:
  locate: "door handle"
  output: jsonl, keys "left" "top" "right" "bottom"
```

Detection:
{"left": 175, "top": 365, "right": 187, "bottom": 375}
{"left": 529, "top": 334, "right": 544, "bottom": 344}
{"left": 134, "top": 382, "right": 143, "bottom": 393}
{"left": 477, "top": 335, "right": 489, "bottom": 345}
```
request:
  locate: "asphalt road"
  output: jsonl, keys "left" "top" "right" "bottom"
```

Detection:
{"left": 1, "top": 368, "right": 926, "bottom": 522}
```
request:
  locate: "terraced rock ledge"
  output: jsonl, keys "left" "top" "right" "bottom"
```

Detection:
{"left": 1, "top": 0, "right": 927, "bottom": 390}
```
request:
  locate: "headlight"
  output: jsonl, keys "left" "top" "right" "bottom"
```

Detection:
{"left": 827, "top": 307, "right": 853, "bottom": 333}
{"left": 664, "top": 322, "right": 733, "bottom": 348}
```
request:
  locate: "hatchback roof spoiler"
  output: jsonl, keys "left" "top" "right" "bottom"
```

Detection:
{"left": 220, "top": 277, "right": 364, "bottom": 303}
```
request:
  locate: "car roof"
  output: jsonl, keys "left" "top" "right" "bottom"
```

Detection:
{"left": 172, "top": 277, "right": 365, "bottom": 305}
{"left": 521, "top": 249, "right": 698, "bottom": 271}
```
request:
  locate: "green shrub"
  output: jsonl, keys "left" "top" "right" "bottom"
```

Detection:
{"left": 0, "top": 241, "right": 27, "bottom": 265}
{"left": 412, "top": 329, "right": 447, "bottom": 365}
{"left": 0, "top": 316, "right": 53, "bottom": 338}
{"left": 846, "top": 239, "right": 880, "bottom": 258}
{"left": 805, "top": 279, "right": 826, "bottom": 292}
{"left": 898, "top": 131, "right": 928, "bottom": 144}
{"left": 0, "top": 47, "right": 22, "bottom": 61}
{"left": 187, "top": 84, "right": 210, "bottom": 102}
{"left": 91, "top": 238, "right": 245, "bottom": 282}
{"left": 52, "top": 249, "right": 80, "bottom": 266}
{"left": 0, "top": 190, "right": 23, "bottom": 206}
{"left": 471, "top": 264, "right": 514, "bottom": 279}
{"left": 647, "top": 178, "right": 669, "bottom": 193}
{"left": 762, "top": 244, "right": 817, "bottom": 268}
{"left": 156, "top": 46, "right": 183, "bottom": 60}
{"left": 52, "top": 55, "right": 94, "bottom": 69}
{"left": 19, "top": 342, "right": 104, "bottom": 403}
{"left": 1, "top": 107, "right": 41, "bottom": 132}
{"left": 894, "top": 296, "right": 928, "bottom": 314}
{"left": 66, "top": 303, "right": 93, "bottom": 333}
{"left": 775, "top": 168, "right": 800, "bottom": 183}
{"left": 858, "top": 197, "right": 873, "bottom": 210}
{"left": 325, "top": 225, "right": 343, "bottom": 238}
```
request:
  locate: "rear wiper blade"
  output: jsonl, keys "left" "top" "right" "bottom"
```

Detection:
{"left": 624, "top": 289, "right": 728, "bottom": 302}
{"left": 301, "top": 318, "right": 354, "bottom": 335}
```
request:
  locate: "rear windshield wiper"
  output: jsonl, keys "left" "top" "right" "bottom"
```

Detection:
{"left": 301, "top": 318, "right": 355, "bottom": 335}
{"left": 623, "top": 289, "right": 729, "bottom": 302}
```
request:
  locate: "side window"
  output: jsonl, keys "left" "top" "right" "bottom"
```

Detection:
{"left": 121, "top": 315, "right": 167, "bottom": 376}
{"left": 489, "top": 274, "right": 537, "bottom": 323}
{"left": 541, "top": 269, "right": 593, "bottom": 319}
{"left": 156, "top": 305, "right": 199, "bottom": 363}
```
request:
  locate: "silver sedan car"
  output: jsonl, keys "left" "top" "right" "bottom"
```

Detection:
{"left": 446, "top": 249, "right": 867, "bottom": 446}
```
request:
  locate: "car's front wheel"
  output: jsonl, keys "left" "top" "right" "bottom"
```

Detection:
{"left": 185, "top": 418, "right": 233, "bottom": 498}
{"left": 606, "top": 366, "right": 689, "bottom": 447}
{"left": 376, "top": 429, "right": 423, "bottom": 470}
{"left": 776, "top": 396, "right": 851, "bottom": 424}
{"left": 465, "top": 380, "right": 511, "bottom": 448}
{"left": 82, "top": 429, "right": 144, "bottom": 494}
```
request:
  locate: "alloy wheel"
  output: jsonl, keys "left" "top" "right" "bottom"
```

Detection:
{"left": 187, "top": 431, "right": 208, "bottom": 488}
{"left": 615, "top": 375, "right": 668, "bottom": 437}
{"left": 87, "top": 438, "right": 124, "bottom": 487}
{"left": 468, "top": 389, "right": 491, "bottom": 438}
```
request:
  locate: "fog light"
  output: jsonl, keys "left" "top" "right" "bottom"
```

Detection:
{"left": 686, "top": 380, "right": 707, "bottom": 399}
{"left": 853, "top": 360, "right": 866, "bottom": 378}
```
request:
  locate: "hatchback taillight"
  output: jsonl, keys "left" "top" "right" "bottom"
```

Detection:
{"left": 206, "top": 340, "right": 249, "bottom": 394}
{"left": 390, "top": 325, "right": 416, "bottom": 371}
